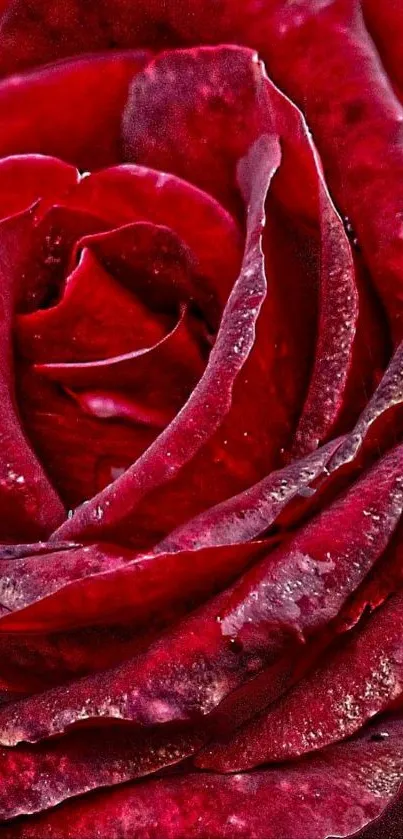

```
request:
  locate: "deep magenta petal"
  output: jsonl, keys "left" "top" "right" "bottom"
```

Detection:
{"left": 0, "top": 540, "right": 263, "bottom": 633}
{"left": 237, "top": 0, "right": 403, "bottom": 341}
{"left": 328, "top": 341, "right": 403, "bottom": 472}
{"left": 197, "top": 590, "right": 403, "bottom": 771}
{"left": 0, "top": 725, "right": 203, "bottom": 822}
{"left": 353, "top": 779, "right": 403, "bottom": 839}
{"left": 361, "top": 1, "right": 403, "bottom": 99}
{"left": 0, "top": 0, "right": 169, "bottom": 74}
{"left": 3, "top": 718, "right": 403, "bottom": 838}
{"left": 73, "top": 224, "right": 196, "bottom": 312}
{"left": 52, "top": 102, "right": 282, "bottom": 545}
{"left": 0, "top": 12, "right": 401, "bottom": 839}
{"left": 0, "top": 52, "right": 150, "bottom": 168}
{"left": 54, "top": 47, "right": 361, "bottom": 548}
{"left": 157, "top": 438, "right": 342, "bottom": 552}
{"left": 16, "top": 246, "right": 167, "bottom": 363}
{"left": 3, "top": 441, "right": 403, "bottom": 744}
{"left": 0, "top": 209, "right": 65, "bottom": 540}
{"left": 62, "top": 163, "right": 243, "bottom": 311}
{"left": 290, "top": 191, "right": 358, "bottom": 455}
{"left": 35, "top": 308, "right": 205, "bottom": 392}
{"left": 122, "top": 46, "right": 271, "bottom": 212}
{"left": 0, "top": 154, "right": 78, "bottom": 219}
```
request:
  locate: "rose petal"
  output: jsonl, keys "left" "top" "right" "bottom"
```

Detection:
{"left": 0, "top": 52, "right": 150, "bottom": 169}
{"left": 122, "top": 46, "right": 271, "bottom": 212}
{"left": 0, "top": 540, "right": 264, "bottom": 633}
{"left": 362, "top": 1, "right": 403, "bottom": 98}
{"left": 197, "top": 590, "right": 403, "bottom": 771}
{"left": 63, "top": 163, "right": 243, "bottom": 313}
{"left": 18, "top": 299, "right": 204, "bottom": 506}
{"left": 236, "top": 1, "right": 403, "bottom": 340}
{"left": 290, "top": 192, "right": 359, "bottom": 455}
{"left": 55, "top": 46, "right": 358, "bottom": 548}
{"left": 73, "top": 221, "right": 222, "bottom": 329}
{"left": 331, "top": 258, "right": 389, "bottom": 436}
{"left": 0, "top": 541, "right": 75, "bottom": 561}
{"left": 4, "top": 439, "right": 403, "bottom": 744}
{"left": 0, "top": 724, "right": 203, "bottom": 822}
{"left": 157, "top": 437, "right": 342, "bottom": 552}
{"left": 328, "top": 340, "right": 403, "bottom": 472}
{"left": 3, "top": 717, "right": 403, "bottom": 838}
{"left": 0, "top": 154, "right": 78, "bottom": 220}
{"left": 353, "top": 779, "right": 403, "bottom": 839}
{"left": 16, "top": 246, "right": 167, "bottom": 363}
{"left": 0, "top": 208, "right": 66, "bottom": 540}
{"left": 0, "top": 1, "right": 173, "bottom": 74}
{"left": 339, "top": 518, "right": 403, "bottom": 634}
{"left": 263, "top": 65, "right": 383, "bottom": 453}
{"left": 0, "top": 625, "right": 156, "bottom": 693}
{"left": 15, "top": 371, "right": 160, "bottom": 507}
{"left": 12, "top": 202, "right": 109, "bottom": 314}
{"left": 34, "top": 305, "right": 203, "bottom": 395}
{"left": 74, "top": 223, "right": 194, "bottom": 308}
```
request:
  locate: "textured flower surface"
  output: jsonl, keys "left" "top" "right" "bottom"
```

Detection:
{"left": 1, "top": 1, "right": 403, "bottom": 837}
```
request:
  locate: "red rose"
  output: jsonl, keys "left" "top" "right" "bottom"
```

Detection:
{"left": 1, "top": 2, "right": 403, "bottom": 838}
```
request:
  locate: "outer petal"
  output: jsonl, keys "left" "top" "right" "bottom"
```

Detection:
{"left": 0, "top": 0, "right": 169, "bottom": 74}
{"left": 362, "top": 1, "right": 403, "bottom": 98}
{"left": 0, "top": 52, "right": 150, "bottom": 169}
{"left": 0, "top": 540, "right": 264, "bottom": 633}
{"left": 0, "top": 725, "right": 203, "bottom": 822}
{"left": 157, "top": 438, "right": 341, "bottom": 552}
{"left": 4, "top": 441, "right": 403, "bottom": 744}
{"left": 328, "top": 340, "right": 403, "bottom": 472}
{"left": 3, "top": 718, "right": 403, "bottom": 838}
{"left": 227, "top": 0, "right": 403, "bottom": 341}
{"left": 197, "top": 590, "right": 403, "bottom": 771}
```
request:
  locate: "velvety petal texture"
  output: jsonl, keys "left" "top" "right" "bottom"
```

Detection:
{"left": 3, "top": 718, "right": 403, "bottom": 838}
{"left": 0, "top": 52, "right": 151, "bottom": 168}
{"left": 54, "top": 46, "right": 365, "bottom": 550}
{"left": 0, "top": 5, "right": 403, "bottom": 839}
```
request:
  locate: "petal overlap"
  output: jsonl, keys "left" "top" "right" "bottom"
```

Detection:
{"left": 0, "top": 11, "right": 403, "bottom": 839}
